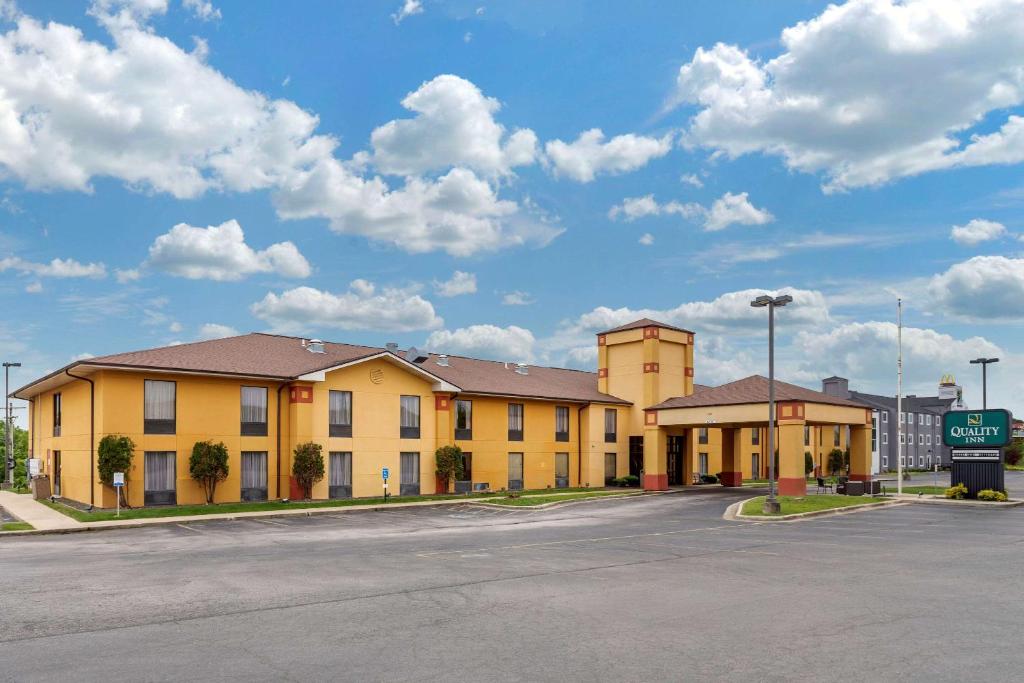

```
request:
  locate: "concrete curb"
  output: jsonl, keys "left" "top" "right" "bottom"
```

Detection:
{"left": 899, "top": 495, "right": 1024, "bottom": 508}
{"left": 725, "top": 497, "right": 905, "bottom": 523}
{"left": 470, "top": 491, "right": 646, "bottom": 511}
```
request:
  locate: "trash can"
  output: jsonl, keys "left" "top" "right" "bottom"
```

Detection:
{"left": 31, "top": 475, "right": 51, "bottom": 500}
{"left": 845, "top": 480, "right": 865, "bottom": 496}
{"left": 866, "top": 480, "right": 882, "bottom": 495}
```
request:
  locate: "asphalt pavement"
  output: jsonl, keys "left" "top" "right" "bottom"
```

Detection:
{"left": 1, "top": 486, "right": 1022, "bottom": 682}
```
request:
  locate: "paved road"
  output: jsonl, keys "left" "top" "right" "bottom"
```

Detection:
{"left": 1, "top": 488, "right": 1022, "bottom": 682}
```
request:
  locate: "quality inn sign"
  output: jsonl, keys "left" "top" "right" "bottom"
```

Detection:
{"left": 942, "top": 409, "right": 1012, "bottom": 448}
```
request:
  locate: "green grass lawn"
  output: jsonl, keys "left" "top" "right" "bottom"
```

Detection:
{"left": 742, "top": 494, "right": 887, "bottom": 517}
{"left": 1, "top": 521, "right": 33, "bottom": 531}
{"left": 893, "top": 485, "right": 946, "bottom": 495}
{"left": 1006, "top": 464, "right": 1024, "bottom": 471}
{"left": 42, "top": 487, "right": 608, "bottom": 522}
{"left": 484, "top": 491, "right": 629, "bottom": 507}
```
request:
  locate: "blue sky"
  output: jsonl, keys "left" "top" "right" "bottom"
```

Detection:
{"left": 3, "top": 0, "right": 1024, "bottom": 420}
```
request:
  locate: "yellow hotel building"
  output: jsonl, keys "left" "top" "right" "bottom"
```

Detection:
{"left": 12, "top": 318, "right": 874, "bottom": 508}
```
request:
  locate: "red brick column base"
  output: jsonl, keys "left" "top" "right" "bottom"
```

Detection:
{"left": 289, "top": 476, "right": 304, "bottom": 500}
{"left": 719, "top": 471, "right": 743, "bottom": 487}
{"left": 778, "top": 477, "right": 807, "bottom": 496}
{"left": 643, "top": 473, "right": 668, "bottom": 491}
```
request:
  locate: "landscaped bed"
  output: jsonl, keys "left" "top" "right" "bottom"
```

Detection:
{"left": 1, "top": 521, "right": 33, "bottom": 532}
{"left": 740, "top": 494, "right": 887, "bottom": 517}
{"left": 480, "top": 491, "right": 632, "bottom": 507}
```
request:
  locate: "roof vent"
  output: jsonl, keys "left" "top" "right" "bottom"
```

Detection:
{"left": 386, "top": 342, "right": 399, "bottom": 354}
{"left": 514, "top": 362, "right": 529, "bottom": 375}
{"left": 404, "top": 346, "right": 429, "bottom": 363}
{"left": 307, "top": 339, "right": 325, "bottom": 354}
{"left": 436, "top": 354, "right": 449, "bottom": 367}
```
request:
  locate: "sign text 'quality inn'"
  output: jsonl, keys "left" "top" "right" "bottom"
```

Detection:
{"left": 942, "top": 410, "right": 1012, "bottom": 449}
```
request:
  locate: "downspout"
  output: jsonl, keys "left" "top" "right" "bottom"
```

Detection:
{"left": 577, "top": 404, "right": 587, "bottom": 487}
{"left": 65, "top": 369, "right": 95, "bottom": 508}
{"left": 276, "top": 382, "right": 288, "bottom": 499}
{"left": 27, "top": 398, "right": 34, "bottom": 459}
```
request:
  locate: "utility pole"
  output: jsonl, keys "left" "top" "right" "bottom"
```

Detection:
{"left": 3, "top": 361, "right": 21, "bottom": 485}
{"left": 751, "top": 293, "right": 793, "bottom": 515}
{"left": 896, "top": 300, "right": 903, "bottom": 497}
{"left": 969, "top": 357, "right": 999, "bottom": 409}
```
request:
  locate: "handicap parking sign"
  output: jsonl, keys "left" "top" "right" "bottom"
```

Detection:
{"left": 382, "top": 467, "right": 389, "bottom": 480}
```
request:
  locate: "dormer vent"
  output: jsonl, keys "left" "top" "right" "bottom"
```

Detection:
{"left": 436, "top": 354, "right": 449, "bottom": 367}
{"left": 307, "top": 339, "right": 325, "bottom": 354}
{"left": 514, "top": 363, "right": 529, "bottom": 375}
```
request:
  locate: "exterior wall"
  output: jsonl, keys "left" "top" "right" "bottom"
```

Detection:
{"left": 581, "top": 404, "right": 628, "bottom": 488}
{"left": 31, "top": 378, "right": 94, "bottom": 505}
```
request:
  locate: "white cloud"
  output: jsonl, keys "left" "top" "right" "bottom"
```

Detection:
{"left": 426, "top": 324, "right": 535, "bottom": 362}
{"left": 146, "top": 219, "right": 310, "bottom": 281}
{"left": 197, "top": 322, "right": 239, "bottom": 340}
{"left": 929, "top": 255, "right": 1024, "bottom": 320}
{"left": 502, "top": 290, "right": 533, "bottom": 306}
{"left": 168, "top": 321, "right": 183, "bottom": 333}
{"left": 433, "top": 270, "right": 477, "bottom": 297}
{"left": 545, "top": 128, "right": 673, "bottom": 182}
{"left": 679, "top": 173, "right": 704, "bottom": 188}
{"left": 704, "top": 191, "right": 773, "bottom": 231}
{"left": 638, "top": 233, "right": 654, "bottom": 246}
{"left": 24, "top": 281, "right": 42, "bottom": 293}
{"left": 950, "top": 218, "right": 1007, "bottom": 245}
{"left": 115, "top": 268, "right": 141, "bottom": 284}
{"left": 182, "top": 0, "right": 220, "bottom": 21}
{"left": 71, "top": 351, "right": 96, "bottom": 361}
{"left": 392, "top": 0, "right": 423, "bottom": 25}
{"left": 0, "top": 256, "right": 106, "bottom": 278}
{"left": 608, "top": 190, "right": 771, "bottom": 231}
{"left": 371, "top": 75, "right": 538, "bottom": 177}
{"left": 251, "top": 280, "right": 443, "bottom": 333}
{"left": 669, "top": 0, "right": 1024, "bottom": 192}
{"left": 694, "top": 336, "right": 760, "bottom": 386}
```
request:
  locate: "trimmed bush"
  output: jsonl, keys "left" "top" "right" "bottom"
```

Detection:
{"left": 804, "top": 451, "right": 814, "bottom": 475}
{"left": 189, "top": 440, "right": 229, "bottom": 504}
{"left": 292, "top": 442, "right": 325, "bottom": 499}
{"left": 945, "top": 483, "right": 968, "bottom": 500}
{"left": 98, "top": 434, "right": 136, "bottom": 507}
{"left": 977, "top": 489, "right": 1008, "bottom": 502}
{"left": 700, "top": 474, "right": 718, "bottom": 484}
{"left": 434, "top": 445, "right": 464, "bottom": 493}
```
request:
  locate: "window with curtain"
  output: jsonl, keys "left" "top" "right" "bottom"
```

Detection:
{"left": 329, "top": 390, "right": 352, "bottom": 437}
{"left": 144, "top": 380, "right": 176, "bottom": 434}
{"left": 399, "top": 395, "right": 420, "bottom": 438}
{"left": 241, "top": 451, "right": 268, "bottom": 501}
{"left": 329, "top": 451, "right": 352, "bottom": 499}
{"left": 555, "top": 406, "right": 569, "bottom": 441}
{"left": 400, "top": 452, "right": 420, "bottom": 496}
{"left": 751, "top": 428, "right": 760, "bottom": 445}
{"left": 455, "top": 400, "right": 472, "bottom": 440}
{"left": 833, "top": 425, "right": 841, "bottom": 446}
{"left": 53, "top": 392, "right": 62, "bottom": 437}
{"left": 240, "top": 386, "right": 268, "bottom": 436}
{"left": 804, "top": 425, "right": 811, "bottom": 446}
{"left": 604, "top": 408, "right": 617, "bottom": 443}
{"left": 144, "top": 451, "right": 176, "bottom": 505}
{"left": 508, "top": 403, "right": 524, "bottom": 441}
{"left": 698, "top": 427, "right": 708, "bottom": 444}
{"left": 604, "top": 453, "right": 616, "bottom": 485}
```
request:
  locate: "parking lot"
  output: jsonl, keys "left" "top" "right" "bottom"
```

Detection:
{"left": 2, "top": 487, "right": 1022, "bottom": 681}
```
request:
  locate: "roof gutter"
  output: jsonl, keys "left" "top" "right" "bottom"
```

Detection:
{"left": 65, "top": 369, "right": 95, "bottom": 508}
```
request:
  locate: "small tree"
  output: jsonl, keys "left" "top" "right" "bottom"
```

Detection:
{"left": 292, "top": 442, "right": 325, "bottom": 499}
{"left": 827, "top": 448, "right": 846, "bottom": 476}
{"left": 98, "top": 434, "right": 135, "bottom": 508}
{"left": 804, "top": 451, "right": 814, "bottom": 476}
{"left": 434, "top": 445, "right": 464, "bottom": 492}
{"left": 1005, "top": 441, "right": 1023, "bottom": 467}
{"left": 189, "top": 440, "right": 229, "bottom": 504}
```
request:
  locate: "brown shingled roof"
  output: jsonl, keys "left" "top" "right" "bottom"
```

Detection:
{"left": 597, "top": 318, "right": 694, "bottom": 335}
{"left": 648, "top": 375, "right": 869, "bottom": 410}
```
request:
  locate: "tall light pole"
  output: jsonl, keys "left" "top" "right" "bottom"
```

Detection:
{"left": 3, "top": 361, "right": 21, "bottom": 486}
{"left": 897, "top": 299, "right": 903, "bottom": 496}
{"left": 751, "top": 293, "right": 793, "bottom": 515}
{"left": 969, "top": 357, "right": 999, "bottom": 409}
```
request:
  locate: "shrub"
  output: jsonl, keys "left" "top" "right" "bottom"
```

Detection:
{"left": 700, "top": 474, "right": 718, "bottom": 484}
{"left": 977, "top": 489, "right": 1008, "bottom": 502}
{"left": 622, "top": 474, "right": 639, "bottom": 486}
{"left": 1005, "top": 441, "right": 1024, "bottom": 467}
{"left": 292, "top": 442, "right": 325, "bottom": 499}
{"left": 189, "top": 440, "right": 229, "bottom": 504}
{"left": 804, "top": 451, "right": 814, "bottom": 475}
{"left": 434, "top": 445, "right": 464, "bottom": 493}
{"left": 12, "top": 458, "right": 27, "bottom": 489}
{"left": 827, "top": 448, "right": 845, "bottom": 475}
{"left": 945, "top": 483, "right": 968, "bottom": 500}
{"left": 98, "top": 434, "right": 135, "bottom": 508}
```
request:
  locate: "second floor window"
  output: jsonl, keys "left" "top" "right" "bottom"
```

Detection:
{"left": 400, "top": 395, "right": 420, "bottom": 438}
{"left": 833, "top": 425, "right": 841, "bottom": 446}
{"left": 508, "top": 403, "right": 524, "bottom": 441}
{"left": 455, "top": 400, "right": 472, "bottom": 440}
{"left": 751, "top": 428, "right": 760, "bottom": 445}
{"left": 53, "top": 392, "right": 62, "bottom": 437}
{"left": 804, "top": 425, "right": 810, "bottom": 446}
{"left": 555, "top": 406, "right": 570, "bottom": 442}
{"left": 240, "top": 386, "right": 268, "bottom": 436}
{"left": 329, "top": 390, "right": 352, "bottom": 437}
{"left": 144, "top": 380, "right": 176, "bottom": 434}
{"left": 604, "top": 408, "right": 617, "bottom": 443}
{"left": 698, "top": 427, "right": 708, "bottom": 444}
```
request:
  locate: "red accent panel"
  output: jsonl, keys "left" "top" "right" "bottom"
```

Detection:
{"left": 435, "top": 474, "right": 449, "bottom": 494}
{"left": 598, "top": 368, "right": 608, "bottom": 378}
{"left": 643, "top": 362, "right": 660, "bottom": 373}
{"left": 434, "top": 395, "right": 450, "bottom": 410}
{"left": 597, "top": 334, "right": 607, "bottom": 346}
{"left": 289, "top": 477, "right": 304, "bottom": 500}
{"left": 684, "top": 367, "right": 694, "bottom": 377}
{"left": 644, "top": 326, "right": 660, "bottom": 339}
{"left": 642, "top": 473, "right": 668, "bottom": 491}
{"left": 778, "top": 477, "right": 807, "bottom": 496}
{"left": 289, "top": 386, "right": 313, "bottom": 404}
{"left": 776, "top": 401, "right": 805, "bottom": 421}
{"left": 848, "top": 473, "right": 872, "bottom": 482}
{"left": 644, "top": 410, "right": 658, "bottom": 425}
{"left": 720, "top": 471, "right": 743, "bottom": 487}
{"left": 687, "top": 334, "right": 694, "bottom": 344}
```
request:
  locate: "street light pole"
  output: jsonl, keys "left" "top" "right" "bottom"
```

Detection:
{"left": 969, "top": 357, "right": 998, "bottom": 409}
{"left": 3, "top": 361, "right": 21, "bottom": 486}
{"left": 751, "top": 293, "right": 793, "bottom": 515}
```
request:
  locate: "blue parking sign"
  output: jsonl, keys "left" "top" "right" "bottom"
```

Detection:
{"left": 382, "top": 467, "right": 389, "bottom": 480}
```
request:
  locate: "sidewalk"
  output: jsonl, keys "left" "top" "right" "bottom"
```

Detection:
{"left": 0, "top": 491, "right": 83, "bottom": 531}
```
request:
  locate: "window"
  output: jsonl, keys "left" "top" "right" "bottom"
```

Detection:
{"left": 604, "top": 408, "right": 617, "bottom": 443}
{"left": 400, "top": 395, "right": 420, "bottom": 438}
{"left": 926, "top": 414, "right": 932, "bottom": 426}
{"left": 882, "top": 411, "right": 888, "bottom": 423}
{"left": 240, "top": 386, "right": 268, "bottom": 436}
{"left": 900, "top": 455, "right": 906, "bottom": 467}
{"left": 144, "top": 380, "right": 176, "bottom": 434}
{"left": 699, "top": 453, "right": 709, "bottom": 476}
{"left": 604, "top": 453, "right": 617, "bottom": 485}
{"left": 555, "top": 406, "right": 570, "bottom": 442}
{"left": 871, "top": 421, "right": 877, "bottom": 452}
{"left": 882, "top": 433, "right": 888, "bottom": 445}
{"left": 908, "top": 413, "right": 914, "bottom": 426}
{"left": 52, "top": 392, "right": 62, "bottom": 437}
{"left": 400, "top": 452, "right": 421, "bottom": 496}
{"left": 508, "top": 452, "right": 524, "bottom": 491}
{"left": 144, "top": 451, "right": 176, "bottom": 505}
{"left": 918, "top": 434, "right": 924, "bottom": 445}
{"left": 926, "top": 434, "right": 931, "bottom": 446}
{"left": 804, "top": 425, "right": 811, "bottom": 447}
{"left": 919, "top": 414, "right": 924, "bottom": 426}
{"left": 455, "top": 400, "right": 473, "bottom": 440}
{"left": 555, "top": 453, "right": 569, "bottom": 488}
{"left": 882, "top": 455, "right": 889, "bottom": 468}
{"left": 241, "top": 451, "right": 268, "bottom": 501}
{"left": 900, "top": 433, "right": 905, "bottom": 444}
{"left": 459, "top": 452, "right": 473, "bottom": 483}
{"left": 698, "top": 427, "right": 708, "bottom": 444}
{"left": 751, "top": 453, "right": 760, "bottom": 478}
{"left": 329, "top": 452, "right": 352, "bottom": 499}
{"left": 751, "top": 428, "right": 760, "bottom": 445}
{"left": 833, "top": 425, "right": 841, "bottom": 447}
{"left": 900, "top": 412, "right": 905, "bottom": 424}
{"left": 908, "top": 455, "right": 915, "bottom": 467}
{"left": 329, "top": 390, "right": 352, "bottom": 437}
{"left": 927, "top": 453, "right": 932, "bottom": 467}
{"left": 507, "top": 403, "right": 524, "bottom": 441}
